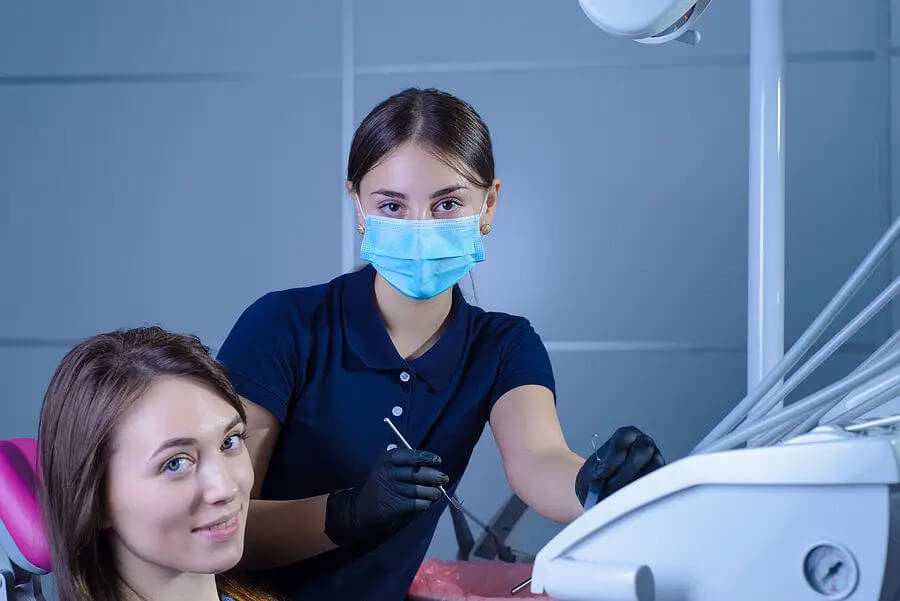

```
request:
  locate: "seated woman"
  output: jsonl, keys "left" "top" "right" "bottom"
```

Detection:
{"left": 37, "top": 326, "right": 276, "bottom": 601}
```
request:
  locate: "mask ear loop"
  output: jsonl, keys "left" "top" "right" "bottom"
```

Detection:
{"left": 353, "top": 192, "right": 366, "bottom": 235}
{"left": 479, "top": 190, "right": 492, "bottom": 236}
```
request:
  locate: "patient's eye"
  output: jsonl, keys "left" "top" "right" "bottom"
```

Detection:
{"left": 164, "top": 457, "right": 192, "bottom": 473}
{"left": 221, "top": 432, "right": 246, "bottom": 452}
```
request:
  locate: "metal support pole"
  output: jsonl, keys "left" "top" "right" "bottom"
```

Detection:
{"left": 747, "top": 0, "right": 786, "bottom": 417}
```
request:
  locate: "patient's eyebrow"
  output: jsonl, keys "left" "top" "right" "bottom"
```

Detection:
{"left": 149, "top": 415, "right": 244, "bottom": 460}
{"left": 150, "top": 437, "right": 197, "bottom": 460}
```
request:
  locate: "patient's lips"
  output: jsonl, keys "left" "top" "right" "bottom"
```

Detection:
{"left": 192, "top": 510, "right": 240, "bottom": 542}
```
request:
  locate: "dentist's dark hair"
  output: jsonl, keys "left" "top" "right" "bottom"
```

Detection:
{"left": 37, "top": 326, "right": 275, "bottom": 601}
{"left": 347, "top": 87, "right": 495, "bottom": 192}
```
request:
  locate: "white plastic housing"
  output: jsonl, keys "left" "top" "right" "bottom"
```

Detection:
{"left": 577, "top": 0, "right": 711, "bottom": 44}
{"left": 531, "top": 433, "right": 900, "bottom": 600}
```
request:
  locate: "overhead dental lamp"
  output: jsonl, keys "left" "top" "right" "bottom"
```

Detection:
{"left": 578, "top": 0, "right": 712, "bottom": 45}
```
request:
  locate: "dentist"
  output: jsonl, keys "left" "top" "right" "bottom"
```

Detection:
{"left": 217, "top": 87, "right": 665, "bottom": 601}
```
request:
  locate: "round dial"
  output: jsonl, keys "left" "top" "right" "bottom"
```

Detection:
{"left": 804, "top": 544, "right": 858, "bottom": 599}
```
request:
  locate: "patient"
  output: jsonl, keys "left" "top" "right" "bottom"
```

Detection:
{"left": 38, "top": 326, "right": 276, "bottom": 601}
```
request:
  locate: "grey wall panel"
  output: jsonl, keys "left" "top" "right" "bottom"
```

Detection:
{"left": 0, "top": 2, "right": 342, "bottom": 75}
{"left": 785, "top": 62, "right": 889, "bottom": 348}
{"left": 0, "top": 346, "right": 70, "bottom": 440}
{"left": 0, "top": 80, "right": 343, "bottom": 345}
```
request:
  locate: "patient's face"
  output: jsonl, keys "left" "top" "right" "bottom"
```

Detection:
{"left": 104, "top": 376, "right": 253, "bottom": 578}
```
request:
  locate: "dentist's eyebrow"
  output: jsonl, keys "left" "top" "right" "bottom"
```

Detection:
{"left": 371, "top": 189, "right": 406, "bottom": 199}
{"left": 430, "top": 185, "right": 467, "bottom": 199}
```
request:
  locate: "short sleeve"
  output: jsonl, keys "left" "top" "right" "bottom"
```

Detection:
{"left": 217, "top": 292, "right": 302, "bottom": 423}
{"left": 489, "top": 320, "right": 556, "bottom": 408}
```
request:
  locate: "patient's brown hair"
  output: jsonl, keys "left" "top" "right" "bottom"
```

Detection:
{"left": 38, "top": 326, "right": 275, "bottom": 601}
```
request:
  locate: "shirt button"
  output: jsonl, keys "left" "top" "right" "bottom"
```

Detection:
{"left": 400, "top": 371, "right": 411, "bottom": 383}
{"left": 386, "top": 443, "right": 398, "bottom": 451}
{"left": 392, "top": 406, "right": 403, "bottom": 417}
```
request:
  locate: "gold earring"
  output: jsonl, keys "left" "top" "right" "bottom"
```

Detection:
{"left": 357, "top": 224, "right": 365, "bottom": 235}
{"left": 480, "top": 223, "right": 492, "bottom": 235}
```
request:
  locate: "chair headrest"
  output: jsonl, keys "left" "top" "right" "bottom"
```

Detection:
{"left": 0, "top": 438, "right": 50, "bottom": 573}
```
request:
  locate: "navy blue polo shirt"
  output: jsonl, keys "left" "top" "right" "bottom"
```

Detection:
{"left": 217, "top": 265, "right": 555, "bottom": 601}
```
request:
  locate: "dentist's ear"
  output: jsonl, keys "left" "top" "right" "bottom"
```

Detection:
{"left": 347, "top": 181, "right": 365, "bottom": 234}
{"left": 480, "top": 178, "right": 501, "bottom": 233}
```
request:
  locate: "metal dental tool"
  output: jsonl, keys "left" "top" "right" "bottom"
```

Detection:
{"left": 383, "top": 417, "right": 461, "bottom": 510}
{"left": 382, "top": 417, "right": 517, "bottom": 563}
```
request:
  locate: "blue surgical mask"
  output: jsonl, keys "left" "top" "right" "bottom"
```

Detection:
{"left": 356, "top": 196, "right": 487, "bottom": 300}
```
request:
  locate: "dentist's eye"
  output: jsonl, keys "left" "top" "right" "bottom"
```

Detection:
{"left": 434, "top": 198, "right": 462, "bottom": 215}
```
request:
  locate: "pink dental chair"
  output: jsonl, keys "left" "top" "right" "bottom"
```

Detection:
{"left": 0, "top": 439, "right": 54, "bottom": 601}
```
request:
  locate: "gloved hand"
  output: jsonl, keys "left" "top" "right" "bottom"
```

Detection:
{"left": 575, "top": 426, "right": 665, "bottom": 506}
{"left": 325, "top": 448, "right": 449, "bottom": 546}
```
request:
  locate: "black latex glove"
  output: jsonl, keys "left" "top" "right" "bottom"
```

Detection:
{"left": 575, "top": 426, "right": 665, "bottom": 506}
{"left": 325, "top": 448, "right": 449, "bottom": 546}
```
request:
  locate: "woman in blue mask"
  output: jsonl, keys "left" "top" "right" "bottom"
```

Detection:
{"left": 217, "top": 88, "right": 665, "bottom": 601}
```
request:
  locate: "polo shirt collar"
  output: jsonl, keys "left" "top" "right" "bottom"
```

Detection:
{"left": 342, "top": 265, "right": 470, "bottom": 391}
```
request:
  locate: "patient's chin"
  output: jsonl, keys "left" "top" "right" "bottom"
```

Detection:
{"left": 201, "top": 551, "right": 243, "bottom": 575}
{"left": 183, "top": 540, "right": 245, "bottom": 575}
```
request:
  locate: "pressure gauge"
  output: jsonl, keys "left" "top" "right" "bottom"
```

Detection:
{"left": 803, "top": 544, "right": 859, "bottom": 599}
